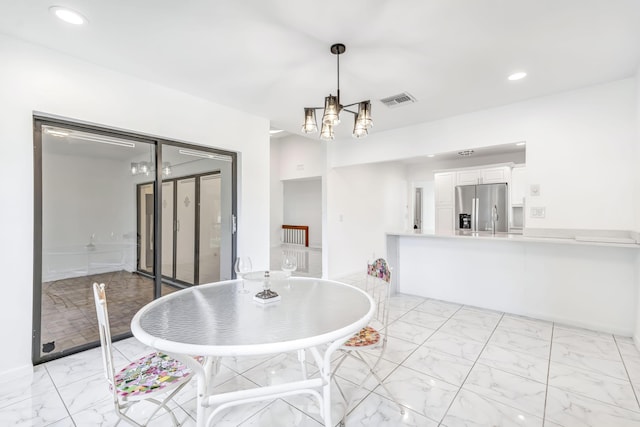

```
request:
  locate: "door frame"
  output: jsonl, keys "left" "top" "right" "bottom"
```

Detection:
{"left": 32, "top": 114, "right": 237, "bottom": 365}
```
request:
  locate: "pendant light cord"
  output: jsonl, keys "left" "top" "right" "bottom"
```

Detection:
{"left": 336, "top": 50, "right": 340, "bottom": 106}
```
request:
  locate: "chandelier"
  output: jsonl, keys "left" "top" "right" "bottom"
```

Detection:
{"left": 301, "top": 43, "right": 373, "bottom": 140}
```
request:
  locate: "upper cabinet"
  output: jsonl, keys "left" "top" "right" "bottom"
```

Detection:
{"left": 482, "top": 166, "right": 511, "bottom": 184}
{"left": 456, "top": 170, "right": 481, "bottom": 185}
{"left": 455, "top": 166, "right": 510, "bottom": 185}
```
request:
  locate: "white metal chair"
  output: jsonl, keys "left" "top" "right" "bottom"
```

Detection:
{"left": 332, "top": 258, "right": 405, "bottom": 424}
{"left": 92, "top": 282, "right": 194, "bottom": 426}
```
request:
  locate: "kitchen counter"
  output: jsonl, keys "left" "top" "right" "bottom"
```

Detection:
{"left": 387, "top": 229, "right": 639, "bottom": 248}
{"left": 386, "top": 229, "right": 640, "bottom": 337}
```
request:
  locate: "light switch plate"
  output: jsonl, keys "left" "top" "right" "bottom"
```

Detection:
{"left": 530, "top": 207, "right": 546, "bottom": 218}
{"left": 530, "top": 184, "right": 540, "bottom": 196}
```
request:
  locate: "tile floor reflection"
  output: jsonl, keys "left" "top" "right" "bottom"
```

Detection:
{"left": 270, "top": 244, "right": 322, "bottom": 278}
{"left": 7, "top": 272, "right": 640, "bottom": 426}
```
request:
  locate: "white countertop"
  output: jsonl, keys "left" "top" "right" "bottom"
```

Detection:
{"left": 387, "top": 229, "right": 640, "bottom": 248}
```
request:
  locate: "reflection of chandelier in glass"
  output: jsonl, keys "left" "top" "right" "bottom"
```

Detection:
{"left": 302, "top": 43, "right": 373, "bottom": 140}
{"left": 130, "top": 161, "right": 172, "bottom": 177}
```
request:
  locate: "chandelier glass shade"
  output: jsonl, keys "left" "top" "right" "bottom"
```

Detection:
{"left": 322, "top": 95, "right": 340, "bottom": 126}
{"left": 302, "top": 108, "right": 318, "bottom": 134}
{"left": 130, "top": 161, "right": 172, "bottom": 177}
{"left": 302, "top": 44, "right": 373, "bottom": 140}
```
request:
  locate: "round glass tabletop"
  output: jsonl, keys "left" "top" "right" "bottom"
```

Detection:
{"left": 131, "top": 278, "right": 373, "bottom": 356}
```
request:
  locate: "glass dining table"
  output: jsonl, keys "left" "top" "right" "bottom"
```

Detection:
{"left": 130, "top": 275, "right": 374, "bottom": 427}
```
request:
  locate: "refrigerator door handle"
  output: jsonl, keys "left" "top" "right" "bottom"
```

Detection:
{"left": 474, "top": 197, "right": 479, "bottom": 231}
{"left": 472, "top": 197, "right": 477, "bottom": 231}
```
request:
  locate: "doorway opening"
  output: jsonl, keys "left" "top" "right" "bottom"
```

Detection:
{"left": 414, "top": 187, "right": 423, "bottom": 229}
{"left": 271, "top": 177, "right": 322, "bottom": 277}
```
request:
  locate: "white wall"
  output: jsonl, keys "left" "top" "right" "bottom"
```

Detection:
{"left": 275, "top": 134, "right": 326, "bottom": 181}
{"left": 0, "top": 35, "right": 270, "bottom": 379}
{"left": 42, "top": 153, "right": 137, "bottom": 280}
{"left": 328, "top": 79, "right": 637, "bottom": 232}
{"left": 270, "top": 139, "right": 283, "bottom": 247}
{"left": 43, "top": 153, "right": 134, "bottom": 251}
{"left": 283, "top": 179, "right": 322, "bottom": 248}
{"left": 326, "top": 162, "right": 407, "bottom": 278}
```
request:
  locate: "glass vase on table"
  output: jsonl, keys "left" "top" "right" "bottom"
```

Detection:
{"left": 234, "top": 256, "right": 252, "bottom": 294}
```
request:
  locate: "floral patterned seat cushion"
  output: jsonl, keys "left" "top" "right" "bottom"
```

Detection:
{"left": 114, "top": 352, "right": 193, "bottom": 398}
{"left": 343, "top": 326, "right": 381, "bottom": 348}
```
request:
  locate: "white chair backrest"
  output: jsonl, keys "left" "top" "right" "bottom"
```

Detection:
{"left": 92, "top": 282, "right": 118, "bottom": 401}
{"left": 365, "top": 258, "right": 392, "bottom": 330}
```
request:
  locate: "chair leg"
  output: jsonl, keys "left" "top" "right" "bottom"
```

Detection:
{"left": 333, "top": 351, "right": 370, "bottom": 425}
{"left": 116, "top": 378, "right": 191, "bottom": 426}
{"left": 332, "top": 373, "right": 349, "bottom": 427}
{"left": 353, "top": 351, "right": 405, "bottom": 415}
{"left": 331, "top": 351, "right": 349, "bottom": 380}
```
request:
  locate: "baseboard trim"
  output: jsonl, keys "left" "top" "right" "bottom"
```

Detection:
{"left": 0, "top": 364, "right": 33, "bottom": 385}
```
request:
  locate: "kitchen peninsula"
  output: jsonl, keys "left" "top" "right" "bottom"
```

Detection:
{"left": 386, "top": 230, "right": 640, "bottom": 337}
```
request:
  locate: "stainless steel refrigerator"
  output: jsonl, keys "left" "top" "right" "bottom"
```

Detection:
{"left": 455, "top": 183, "right": 508, "bottom": 232}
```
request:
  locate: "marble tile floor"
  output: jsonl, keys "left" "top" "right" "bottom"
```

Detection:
{"left": 7, "top": 272, "right": 640, "bottom": 426}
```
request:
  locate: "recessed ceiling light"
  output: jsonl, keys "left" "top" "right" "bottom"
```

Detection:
{"left": 508, "top": 72, "right": 527, "bottom": 81}
{"left": 516, "top": 142, "right": 526, "bottom": 146}
{"left": 49, "top": 6, "right": 87, "bottom": 25}
{"left": 427, "top": 154, "right": 435, "bottom": 158}
{"left": 269, "top": 129, "right": 284, "bottom": 135}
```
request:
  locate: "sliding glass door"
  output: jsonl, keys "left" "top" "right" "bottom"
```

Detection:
{"left": 152, "top": 144, "right": 234, "bottom": 289}
{"left": 199, "top": 174, "right": 222, "bottom": 283}
{"left": 33, "top": 116, "right": 237, "bottom": 364}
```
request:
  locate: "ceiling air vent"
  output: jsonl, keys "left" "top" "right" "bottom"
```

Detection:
{"left": 380, "top": 92, "right": 417, "bottom": 108}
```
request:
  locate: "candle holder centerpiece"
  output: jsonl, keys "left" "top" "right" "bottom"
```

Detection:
{"left": 252, "top": 271, "right": 282, "bottom": 304}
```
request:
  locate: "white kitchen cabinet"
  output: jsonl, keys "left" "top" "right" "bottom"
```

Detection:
{"left": 482, "top": 166, "right": 510, "bottom": 184}
{"left": 456, "top": 166, "right": 510, "bottom": 185}
{"left": 435, "top": 172, "right": 454, "bottom": 205}
{"left": 510, "top": 166, "right": 526, "bottom": 206}
{"left": 456, "top": 170, "right": 480, "bottom": 185}
{"left": 434, "top": 172, "right": 455, "bottom": 232}
{"left": 510, "top": 165, "right": 526, "bottom": 230}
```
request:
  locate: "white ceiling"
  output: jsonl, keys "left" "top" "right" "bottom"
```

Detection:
{"left": 2, "top": 1, "right": 640, "bottom": 140}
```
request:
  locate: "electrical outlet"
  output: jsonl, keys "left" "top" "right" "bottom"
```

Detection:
{"left": 530, "top": 207, "right": 546, "bottom": 218}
